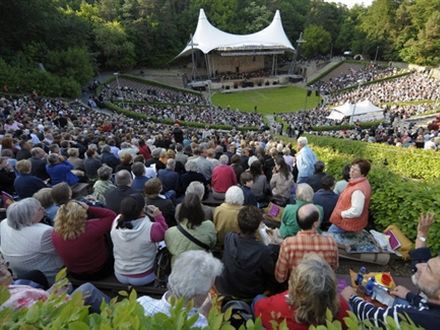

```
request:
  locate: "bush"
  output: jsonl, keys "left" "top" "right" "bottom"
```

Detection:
{"left": 311, "top": 120, "right": 383, "bottom": 132}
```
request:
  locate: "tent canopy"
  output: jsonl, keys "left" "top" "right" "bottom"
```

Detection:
{"left": 327, "top": 100, "right": 384, "bottom": 122}
{"left": 177, "top": 9, "right": 295, "bottom": 57}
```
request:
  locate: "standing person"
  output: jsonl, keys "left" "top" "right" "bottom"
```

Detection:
{"left": 111, "top": 194, "right": 167, "bottom": 286}
{"left": 296, "top": 137, "right": 317, "bottom": 183}
{"left": 329, "top": 159, "right": 372, "bottom": 233}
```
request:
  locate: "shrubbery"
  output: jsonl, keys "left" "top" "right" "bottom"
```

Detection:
{"left": 304, "top": 135, "right": 440, "bottom": 252}
{"left": 310, "top": 120, "right": 383, "bottom": 132}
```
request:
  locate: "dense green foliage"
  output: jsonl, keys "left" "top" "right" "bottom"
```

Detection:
{"left": 310, "top": 120, "right": 383, "bottom": 131}
{"left": 0, "top": 0, "right": 438, "bottom": 99}
{"left": 304, "top": 135, "right": 440, "bottom": 252}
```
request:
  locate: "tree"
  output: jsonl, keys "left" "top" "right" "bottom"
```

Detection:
{"left": 301, "top": 25, "right": 332, "bottom": 58}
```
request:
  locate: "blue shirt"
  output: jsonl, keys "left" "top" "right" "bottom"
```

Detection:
{"left": 296, "top": 146, "right": 317, "bottom": 179}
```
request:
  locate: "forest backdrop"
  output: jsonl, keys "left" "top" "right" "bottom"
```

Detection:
{"left": 0, "top": 0, "right": 439, "bottom": 97}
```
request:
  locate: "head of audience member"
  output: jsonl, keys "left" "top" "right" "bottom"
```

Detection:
{"left": 230, "top": 154, "right": 241, "bottom": 166}
{"left": 47, "top": 153, "right": 62, "bottom": 165}
{"left": 219, "top": 154, "right": 229, "bottom": 165}
{"left": 224, "top": 186, "right": 244, "bottom": 206}
{"left": 167, "top": 250, "right": 223, "bottom": 307}
{"left": 54, "top": 201, "right": 87, "bottom": 240}
{"left": 412, "top": 256, "right": 440, "bottom": 303}
{"left": 341, "top": 164, "right": 351, "bottom": 182}
{"left": 240, "top": 171, "right": 254, "bottom": 188}
{"left": 297, "top": 137, "right": 308, "bottom": 150}
{"left": 320, "top": 175, "right": 335, "bottom": 191}
{"left": 186, "top": 160, "right": 199, "bottom": 173}
{"left": 166, "top": 158, "right": 176, "bottom": 171}
{"left": 151, "top": 147, "right": 162, "bottom": 160}
{"left": 295, "top": 183, "right": 314, "bottom": 203}
{"left": 350, "top": 159, "right": 371, "bottom": 180}
{"left": 185, "top": 181, "right": 205, "bottom": 200}
{"left": 133, "top": 155, "right": 145, "bottom": 164}
{"left": 6, "top": 198, "right": 45, "bottom": 230}
{"left": 33, "top": 188, "right": 55, "bottom": 209}
{"left": 238, "top": 205, "right": 262, "bottom": 236}
{"left": 51, "top": 182, "right": 72, "bottom": 205}
{"left": 131, "top": 162, "right": 145, "bottom": 178}
{"left": 120, "top": 153, "right": 133, "bottom": 166}
{"left": 314, "top": 161, "right": 325, "bottom": 174}
{"left": 31, "top": 147, "right": 46, "bottom": 160}
{"left": 249, "top": 160, "right": 263, "bottom": 178}
{"left": 116, "top": 194, "right": 145, "bottom": 229}
{"left": 15, "top": 159, "right": 32, "bottom": 175}
{"left": 296, "top": 204, "right": 320, "bottom": 231}
{"left": 115, "top": 170, "right": 132, "bottom": 188}
{"left": 178, "top": 193, "right": 205, "bottom": 229}
{"left": 288, "top": 253, "right": 339, "bottom": 325}
{"left": 144, "top": 178, "right": 162, "bottom": 199}
{"left": 97, "top": 164, "right": 113, "bottom": 181}
{"left": 274, "top": 156, "right": 290, "bottom": 179}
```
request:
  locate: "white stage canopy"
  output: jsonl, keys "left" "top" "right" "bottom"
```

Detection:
{"left": 327, "top": 100, "right": 384, "bottom": 122}
{"left": 177, "top": 9, "right": 295, "bottom": 57}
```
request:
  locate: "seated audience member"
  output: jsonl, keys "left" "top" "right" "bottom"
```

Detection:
{"left": 115, "top": 152, "right": 133, "bottom": 173}
{"left": 52, "top": 200, "right": 116, "bottom": 280}
{"left": 175, "top": 181, "right": 213, "bottom": 221}
{"left": 92, "top": 164, "right": 116, "bottom": 204}
{"left": 231, "top": 154, "right": 244, "bottom": 183}
{"left": 83, "top": 148, "right": 102, "bottom": 181}
{"left": 254, "top": 253, "right": 349, "bottom": 330}
{"left": 144, "top": 178, "right": 176, "bottom": 227}
{"left": 341, "top": 213, "right": 440, "bottom": 329}
{"left": 179, "top": 161, "right": 207, "bottom": 196}
{"left": 51, "top": 182, "right": 73, "bottom": 206}
{"left": 46, "top": 153, "right": 79, "bottom": 186}
{"left": 275, "top": 204, "right": 338, "bottom": 283}
{"left": 111, "top": 194, "right": 167, "bottom": 286}
{"left": 131, "top": 162, "right": 150, "bottom": 193}
{"left": 0, "top": 255, "right": 109, "bottom": 313}
{"left": 334, "top": 164, "right": 350, "bottom": 195}
{"left": 0, "top": 198, "right": 63, "bottom": 284}
{"left": 329, "top": 159, "right": 372, "bottom": 233}
{"left": 66, "top": 147, "right": 85, "bottom": 172}
{"left": 240, "top": 171, "right": 258, "bottom": 207}
{"left": 137, "top": 250, "right": 223, "bottom": 328}
{"left": 249, "top": 160, "right": 270, "bottom": 203}
{"left": 33, "top": 188, "right": 58, "bottom": 225}
{"left": 165, "top": 193, "right": 216, "bottom": 265}
{"left": 29, "top": 147, "right": 49, "bottom": 180}
{"left": 213, "top": 186, "right": 244, "bottom": 246}
{"left": 313, "top": 175, "right": 339, "bottom": 230}
{"left": 104, "top": 170, "right": 135, "bottom": 213}
{"left": 211, "top": 155, "right": 237, "bottom": 200}
{"left": 14, "top": 159, "right": 47, "bottom": 199}
{"left": 305, "top": 161, "right": 326, "bottom": 192}
{"left": 270, "top": 156, "right": 294, "bottom": 204}
{"left": 158, "top": 159, "right": 179, "bottom": 194}
{"left": 216, "top": 206, "right": 279, "bottom": 299}
{"left": 100, "top": 145, "right": 120, "bottom": 171}
{"left": 0, "top": 156, "right": 16, "bottom": 195}
{"left": 279, "top": 183, "right": 323, "bottom": 239}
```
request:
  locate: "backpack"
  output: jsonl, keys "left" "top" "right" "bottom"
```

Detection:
{"left": 154, "top": 244, "right": 172, "bottom": 288}
{"left": 221, "top": 300, "right": 254, "bottom": 328}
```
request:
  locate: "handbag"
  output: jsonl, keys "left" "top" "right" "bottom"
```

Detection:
{"left": 176, "top": 222, "right": 210, "bottom": 251}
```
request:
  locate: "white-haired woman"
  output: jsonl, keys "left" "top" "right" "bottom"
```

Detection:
{"left": 0, "top": 198, "right": 63, "bottom": 284}
{"left": 254, "top": 253, "right": 349, "bottom": 329}
{"left": 213, "top": 186, "right": 244, "bottom": 246}
{"left": 137, "top": 250, "right": 223, "bottom": 328}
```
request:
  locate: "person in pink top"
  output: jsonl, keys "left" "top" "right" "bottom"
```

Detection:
{"left": 211, "top": 155, "right": 237, "bottom": 200}
{"left": 52, "top": 201, "right": 116, "bottom": 280}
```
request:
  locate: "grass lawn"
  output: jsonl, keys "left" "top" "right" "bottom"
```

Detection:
{"left": 211, "top": 86, "right": 321, "bottom": 114}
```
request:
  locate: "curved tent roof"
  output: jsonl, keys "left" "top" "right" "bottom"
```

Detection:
{"left": 177, "top": 9, "right": 295, "bottom": 57}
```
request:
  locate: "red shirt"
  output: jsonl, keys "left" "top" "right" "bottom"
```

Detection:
{"left": 52, "top": 206, "right": 116, "bottom": 275}
{"left": 211, "top": 165, "right": 237, "bottom": 193}
{"left": 254, "top": 290, "right": 349, "bottom": 330}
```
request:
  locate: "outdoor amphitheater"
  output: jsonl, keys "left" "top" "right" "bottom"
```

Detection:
{"left": 0, "top": 1, "right": 439, "bottom": 329}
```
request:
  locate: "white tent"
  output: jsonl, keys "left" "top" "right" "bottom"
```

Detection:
{"left": 327, "top": 100, "right": 384, "bottom": 122}
{"left": 177, "top": 9, "right": 294, "bottom": 57}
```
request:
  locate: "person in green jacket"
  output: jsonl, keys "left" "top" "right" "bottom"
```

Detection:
{"left": 279, "top": 183, "right": 323, "bottom": 238}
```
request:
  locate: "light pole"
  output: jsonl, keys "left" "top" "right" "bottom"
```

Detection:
{"left": 113, "top": 72, "right": 124, "bottom": 109}
{"left": 289, "top": 32, "right": 306, "bottom": 76}
{"left": 374, "top": 46, "right": 380, "bottom": 63}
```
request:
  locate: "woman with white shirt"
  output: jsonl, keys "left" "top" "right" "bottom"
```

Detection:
{"left": 329, "top": 159, "right": 372, "bottom": 233}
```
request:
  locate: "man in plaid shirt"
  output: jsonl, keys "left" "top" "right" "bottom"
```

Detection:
{"left": 275, "top": 204, "right": 338, "bottom": 283}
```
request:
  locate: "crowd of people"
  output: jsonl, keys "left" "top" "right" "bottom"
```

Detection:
{"left": 1, "top": 91, "right": 439, "bottom": 329}
{"left": 97, "top": 78, "right": 265, "bottom": 127}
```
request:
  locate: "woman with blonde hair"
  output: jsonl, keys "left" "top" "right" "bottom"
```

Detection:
{"left": 254, "top": 253, "right": 349, "bottom": 329}
{"left": 51, "top": 200, "right": 116, "bottom": 280}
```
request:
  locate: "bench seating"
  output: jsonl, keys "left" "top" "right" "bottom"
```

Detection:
{"left": 68, "top": 274, "right": 167, "bottom": 299}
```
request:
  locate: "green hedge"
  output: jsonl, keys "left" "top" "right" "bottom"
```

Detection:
{"left": 302, "top": 135, "right": 440, "bottom": 252}
{"left": 104, "top": 102, "right": 258, "bottom": 132}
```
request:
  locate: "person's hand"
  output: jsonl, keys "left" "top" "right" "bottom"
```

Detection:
{"left": 341, "top": 286, "right": 357, "bottom": 301}
{"left": 390, "top": 285, "right": 410, "bottom": 299}
{"left": 417, "top": 213, "right": 434, "bottom": 237}
{"left": 146, "top": 205, "right": 161, "bottom": 218}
